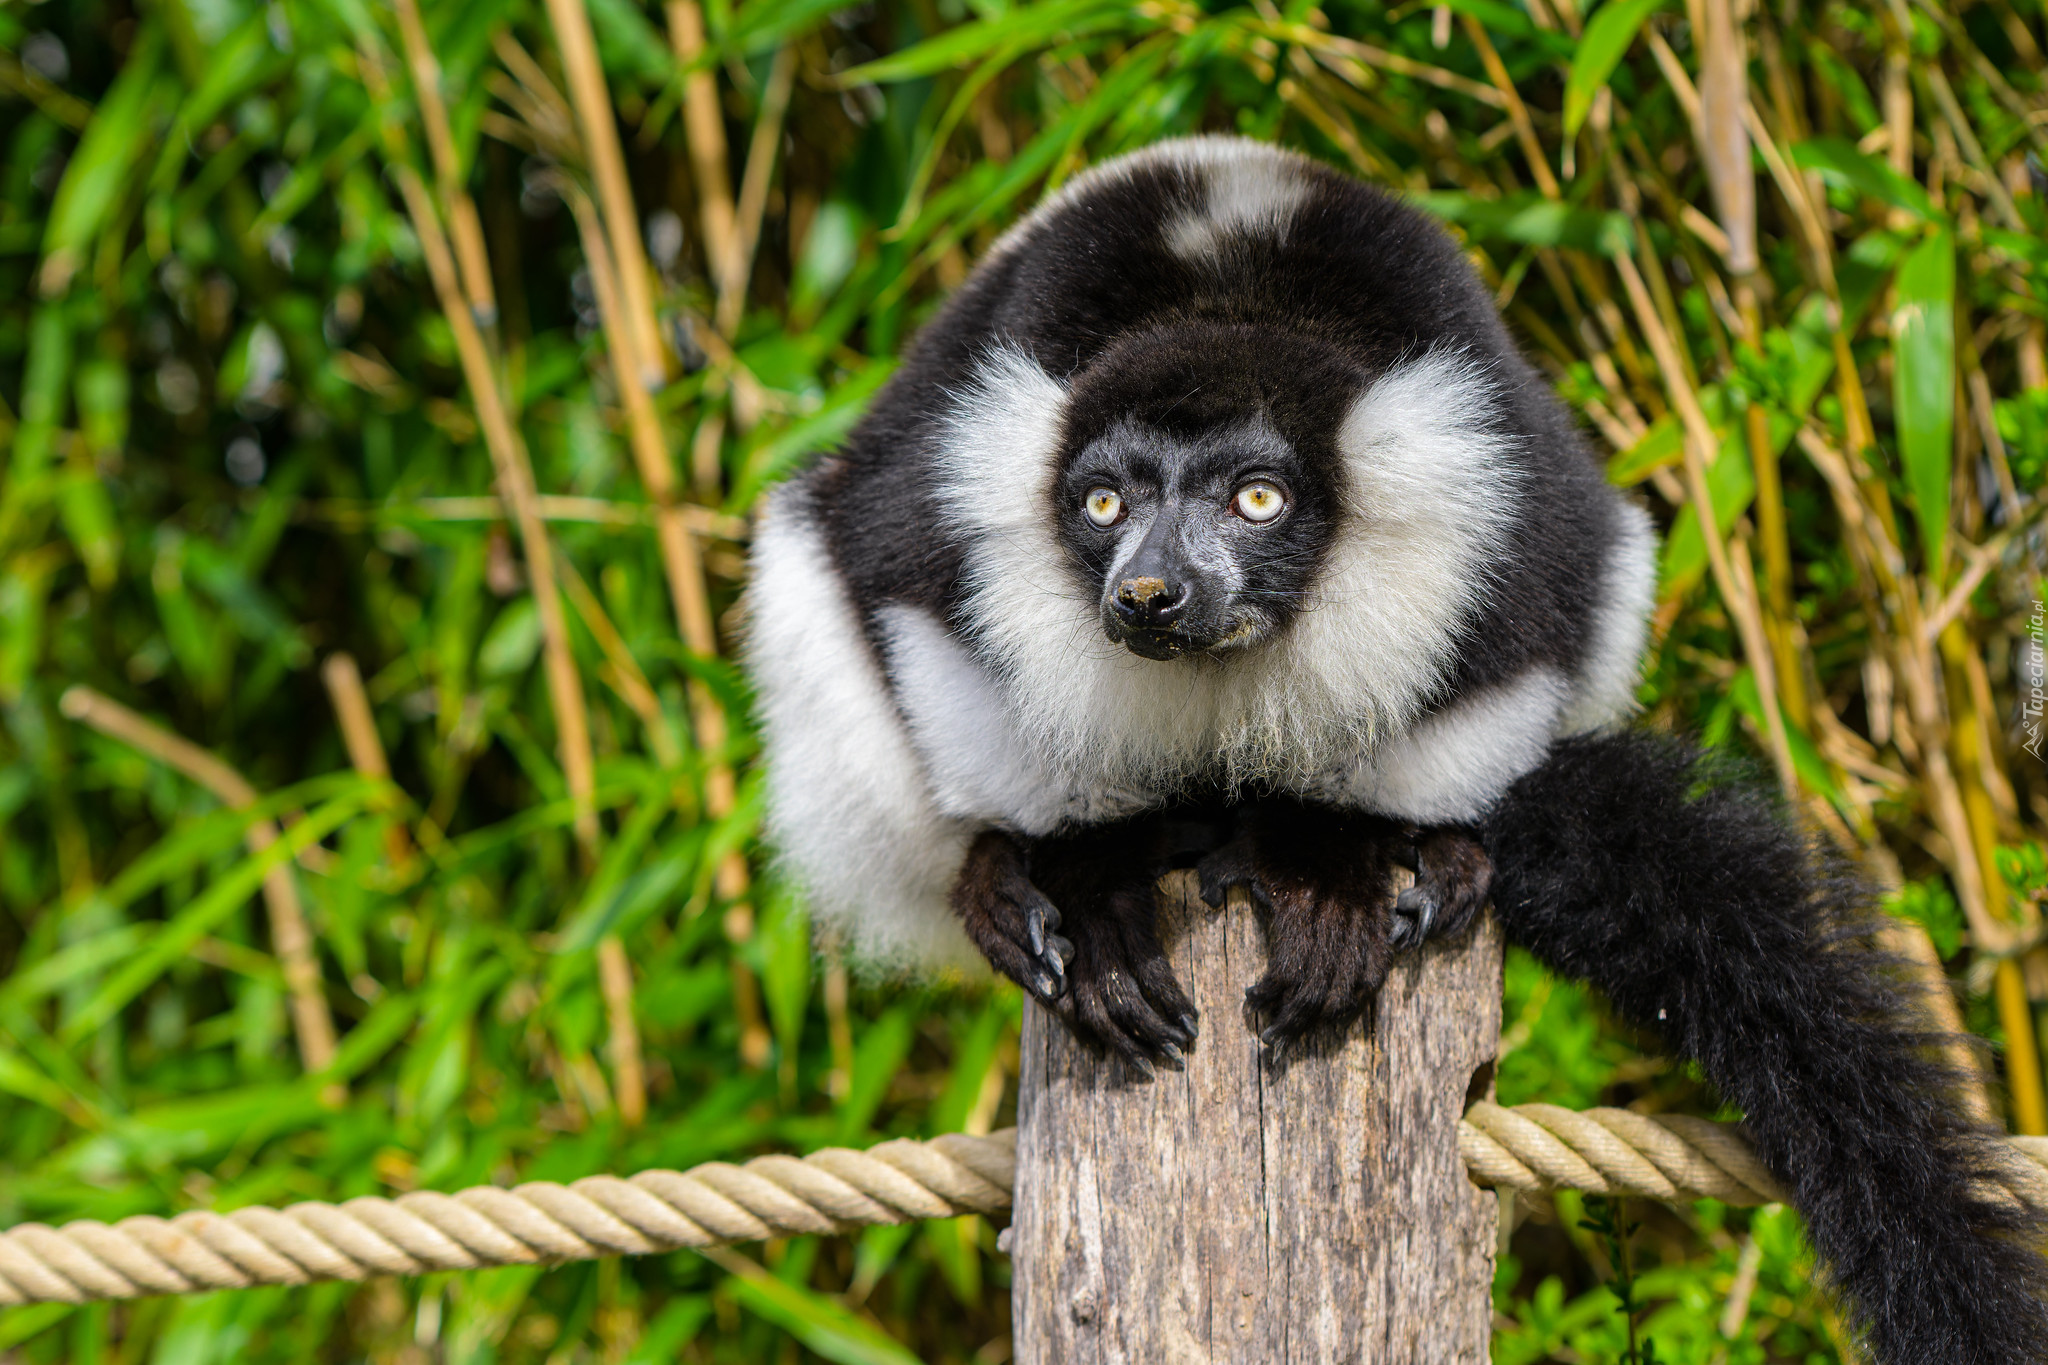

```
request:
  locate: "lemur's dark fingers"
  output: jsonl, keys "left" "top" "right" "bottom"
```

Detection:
{"left": 1248, "top": 869, "right": 1395, "bottom": 1044}
{"left": 1247, "top": 947, "right": 1389, "bottom": 1046}
{"left": 949, "top": 830, "right": 1070, "bottom": 1002}
{"left": 1071, "top": 966, "right": 1191, "bottom": 1073}
{"left": 1196, "top": 837, "right": 1268, "bottom": 911}
{"left": 1059, "top": 887, "right": 1197, "bottom": 1069}
{"left": 1415, "top": 828, "right": 1491, "bottom": 942}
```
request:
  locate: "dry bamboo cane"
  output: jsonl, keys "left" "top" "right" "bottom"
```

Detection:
{"left": 545, "top": 0, "right": 667, "bottom": 390}
{"left": 58, "top": 688, "right": 342, "bottom": 1104}
{"left": 379, "top": 23, "right": 648, "bottom": 1124}
{"left": 320, "top": 652, "right": 414, "bottom": 870}
{"left": 541, "top": 25, "right": 772, "bottom": 1064}
{"left": 368, "top": 33, "right": 603, "bottom": 868}
{"left": 1461, "top": 15, "right": 1561, "bottom": 200}
{"left": 667, "top": 0, "right": 743, "bottom": 325}
{"left": 392, "top": 0, "right": 497, "bottom": 324}
{"left": 1613, "top": 251, "right": 1801, "bottom": 798}
{"left": 392, "top": 164, "right": 603, "bottom": 869}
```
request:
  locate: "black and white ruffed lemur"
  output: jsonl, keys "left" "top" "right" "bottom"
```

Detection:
{"left": 744, "top": 136, "right": 2048, "bottom": 1360}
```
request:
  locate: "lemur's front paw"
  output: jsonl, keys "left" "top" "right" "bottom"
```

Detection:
{"left": 951, "top": 831, "right": 1075, "bottom": 1004}
{"left": 1211, "top": 803, "right": 1404, "bottom": 1046}
{"left": 1246, "top": 866, "right": 1396, "bottom": 1047}
{"left": 1196, "top": 836, "right": 1268, "bottom": 912}
{"left": 1389, "top": 827, "right": 1492, "bottom": 951}
{"left": 1061, "top": 884, "right": 1198, "bottom": 1076}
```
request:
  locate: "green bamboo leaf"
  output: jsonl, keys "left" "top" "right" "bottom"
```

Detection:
{"left": 89, "top": 775, "right": 364, "bottom": 916}
{"left": 1727, "top": 670, "right": 1841, "bottom": 803}
{"left": 58, "top": 462, "right": 121, "bottom": 591}
{"left": 733, "top": 359, "right": 898, "bottom": 508}
{"left": 0, "top": 1305, "right": 75, "bottom": 1352}
{"left": 723, "top": 1262, "right": 925, "bottom": 1365}
{"left": 837, "top": 0, "right": 1119, "bottom": 83}
{"left": 755, "top": 880, "right": 811, "bottom": 1068}
{"left": 314, "top": 990, "right": 420, "bottom": 1084}
{"left": 60, "top": 786, "right": 375, "bottom": 1043}
{"left": 8, "top": 304, "right": 72, "bottom": 485}
{"left": 0, "top": 1041, "right": 86, "bottom": 1118}
{"left": 41, "top": 24, "right": 167, "bottom": 290}
{"left": 1563, "top": 0, "right": 1665, "bottom": 140}
{"left": 1415, "top": 190, "right": 1633, "bottom": 257}
{"left": 1791, "top": 137, "right": 1940, "bottom": 223}
{"left": 0, "top": 925, "right": 151, "bottom": 1010}
{"left": 553, "top": 781, "right": 680, "bottom": 956}
{"left": 729, "top": 0, "right": 866, "bottom": 53}
{"left": 1892, "top": 227, "right": 1956, "bottom": 579}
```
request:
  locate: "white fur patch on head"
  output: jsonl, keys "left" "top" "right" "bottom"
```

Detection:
{"left": 935, "top": 346, "right": 1525, "bottom": 802}
{"left": 1327, "top": 668, "right": 1569, "bottom": 823}
{"left": 743, "top": 492, "right": 980, "bottom": 976}
{"left": 1162, "top": 141, "right": 1311, "bottom": 260}
{"left": 986, "top": 134, "right": 1314, "bottom": 264}
{"left": 1560, "top": 497, "right": 1657, "bottom": 734}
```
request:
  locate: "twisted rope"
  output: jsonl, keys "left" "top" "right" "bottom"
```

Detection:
{"left": 4, "top": 1110, "right": 2044, "bottom": 1306}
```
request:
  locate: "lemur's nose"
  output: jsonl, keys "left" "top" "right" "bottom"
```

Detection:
{"left": 1114, "top": 575, "right": 1188, "bottom": 627}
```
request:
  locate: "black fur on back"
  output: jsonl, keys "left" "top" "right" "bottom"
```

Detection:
{"left": 1484, "top": 730, "right": 2048, "bottom": 1364}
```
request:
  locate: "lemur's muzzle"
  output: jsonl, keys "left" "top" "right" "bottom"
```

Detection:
{"left": 1112, "top": 575, "right": 1188, "bottom": 629}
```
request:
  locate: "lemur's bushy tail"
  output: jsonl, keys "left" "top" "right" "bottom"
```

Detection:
{"left": 1481, "top": 729, "right": 2048, "bottom": 1365}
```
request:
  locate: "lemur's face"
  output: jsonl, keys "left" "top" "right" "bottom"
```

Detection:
{"left": 1055, "top": 412, "right": 1330, "bottom": 661}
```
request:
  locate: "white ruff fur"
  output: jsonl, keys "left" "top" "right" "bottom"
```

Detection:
{"left": 881, "top": 605, "right": 1157, "bottom": 835}
{"left": 934, "top": 346, "right": 1528, "bottom": 809}
{"left": 743, "top": 497, "right": 980, "bottom": 975}
{"left": 1560, "top": 498, "right": 1657, "bottom": 734}
{"left": 1325, "top": 669, "right": 1569, "bottom": 823}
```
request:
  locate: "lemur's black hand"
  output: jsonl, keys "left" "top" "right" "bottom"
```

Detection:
{"left": 1197, "top": 805, "right": 1490, "bottom": 1046}
{"left": 951, "top": 831, "right": 1073, "bottom": 1004}
{"left": 951, "top": 824, "right": 1195, "bottom": 1074}
{"left": 1389, "top": 827, "right": 1492, "bottom": 950}
{"left": 1031, "top": 823, "right": 1197, "bottom": 1076}
{"left": 1195, "top": 804, "right": 1392, "bottom": 1044}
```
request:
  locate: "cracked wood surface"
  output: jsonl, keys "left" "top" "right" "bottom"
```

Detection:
{"left": 1012, "top": 872, "right": 1504, "bottom": 1364}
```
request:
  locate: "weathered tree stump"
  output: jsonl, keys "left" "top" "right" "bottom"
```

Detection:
{"left": 1012, "top": 871, "right": 1504, "bottom": 1364}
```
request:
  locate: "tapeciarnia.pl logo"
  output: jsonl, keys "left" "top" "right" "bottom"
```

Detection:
{"left": 2025, "top": 600, "right": 2046, "bottom": 760}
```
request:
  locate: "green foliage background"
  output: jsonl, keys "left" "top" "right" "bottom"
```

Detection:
{"left": 1, "top": 0, "right": 2046, "bottom": 1361}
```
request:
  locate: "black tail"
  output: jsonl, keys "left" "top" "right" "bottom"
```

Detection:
{"left": 1481, "top": 729, "right": 2048, "bottom": 1365}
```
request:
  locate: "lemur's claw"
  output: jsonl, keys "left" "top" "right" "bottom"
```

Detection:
{"left": 1390, "top": 883, "right": 1437, "bottom": 949}
{"left": 1025, "top": 900, "right": 1069, "bottom": 992}
{"left": 951, "top": 831, "right": 1076, "bottom": 1004}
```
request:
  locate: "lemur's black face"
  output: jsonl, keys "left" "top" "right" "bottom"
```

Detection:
{"left": 1055, "top": 412, "right": 1332, "bottom": 661}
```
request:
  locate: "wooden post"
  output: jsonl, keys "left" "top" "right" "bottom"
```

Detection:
{"left": 1012, "top": 872, "right": 1504, "bottom": 1363}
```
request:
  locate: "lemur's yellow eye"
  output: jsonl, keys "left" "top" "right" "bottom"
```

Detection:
{"left": 1084, "top": 488, "right": 1124, "bottom": 527}
{"left": 1233, "top": 481, "right": 1286, "bottom": 523}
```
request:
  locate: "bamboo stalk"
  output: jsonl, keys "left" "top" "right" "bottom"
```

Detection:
{"left": 1696, "top": 0, "right": 1756, "bottom": 275}
{"left": 546, "top": 0, "right": 668, "bottom": 389}
{"left": 58, "top": 687, "right": 341, "bottom": 1102}
{"left": 390, "top": 164, "right": 601, "bottom": 866}
{"left": 1460, "top": 15, "right": 1561, "bottom": 200}
{"left": 357, "top": 36, "right": 601, "bottom": 865}
{"left": 1613, "top": 250, "right": 1799, "bottom": 798}
{"left": 320, "top": 652, "right": 415, "bottom": 868}
{"left": 393, "top": 0, "right": 498, "bottom": 324}
{"left": 598, "top": 934, "right": 648, "bottom": 1128}
{"left": 668, "top": 0, "right": 742, "bottom": 323}
{"left": 722, "top": 45, "right": 798, "bottom": 338}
